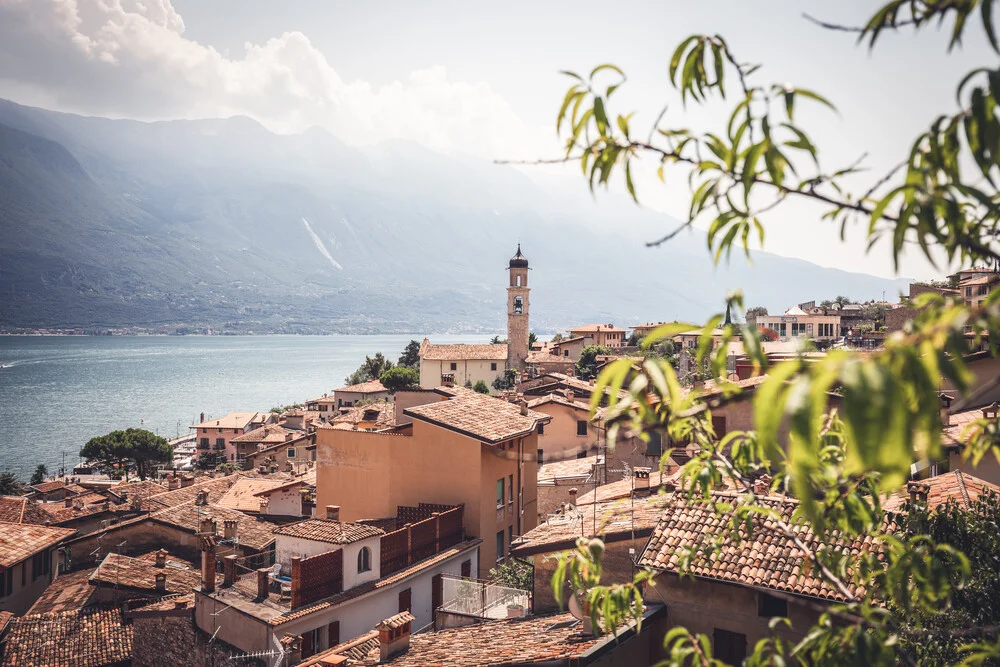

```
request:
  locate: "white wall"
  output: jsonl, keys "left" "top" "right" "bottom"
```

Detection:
{"left": 419, "top": 359, "right": 504, "bottom": 389}
{"left": 274, "top": 534, "right": 381, "bottom": 589}
{"left": 263, "top": 488, "right": 303, "bottom": 517}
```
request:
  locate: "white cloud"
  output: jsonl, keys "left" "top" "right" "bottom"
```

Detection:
{"left": 0, "top": 0, "right": 549, "bottom": 158}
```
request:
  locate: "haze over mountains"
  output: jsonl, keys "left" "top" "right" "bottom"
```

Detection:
{"left": 0, "top": 99, "right": 908, "bottom": 334}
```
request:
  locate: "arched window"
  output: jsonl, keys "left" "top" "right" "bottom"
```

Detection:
{"left": 357, "top": 546, "right": 372, "bottom": 573}
{"left": 514, "top": 296, "right": 523, "bottom": 314}
{"left": 516, "top": 275, "right": 522, "bottom": 287}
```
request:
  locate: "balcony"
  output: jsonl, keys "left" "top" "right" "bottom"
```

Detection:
{"left": 437, "top": 574, "right": 531, "bottom": 626}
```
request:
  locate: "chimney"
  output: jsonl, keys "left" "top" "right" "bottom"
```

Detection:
{"left": 326, "top": 505, "right": 341, "bottom": 521}
{"left": 907, "top": 481, "right": 930, "bottom": 504}
{"left": 155, "top": 549, "right": 167, "bottom": 568}
{"left": 286, "top": 432, "right": 294, "bottom": 441}
{"left": 195, "top": 490, "right": 208, "bottom": 506}
{"left": 982, "top": 402, "right": 999, "bottom": 421}
{"left": 200, "top": 412, "right": 205, "bottom": 424}
{"left": 222, "top": 554, "right": 237, "bottom": 587}
{"left": 633, "top": 467, "right": 651, "bottom": 494}
{"left": 64, "top": 497, "right": 73, "bottom": 508}
{"left": 119, "top": 491, "right": 129, "bottom": 504}
{"left": 155, "top": 572, "right": 167, "bottom": 592}
{"left": 181, "top": 475, "right": 194, "bottom": 488}
{"left": 565, "top": 389, "right": 575, "bottom": 402}
{"left": 199, "top": 517, "right": 217, "bottom": 536}
{"left": 377, "top": 612, "right": 415, "bottom": 663}
{"left": 568, "top": 488, "right": 578, "bottom": 506}
{"left": 256, "top": 567, "right": 270, "bottom": 600}
{"left": 223, "top": 519, "right": 238, "bottom": 540}
{"left": 73, "top": 498, "right": 84, "bottom": 510}
{"left": 280, "top": 635, "right": 303, "bottom": 665}
{"left": 199, "top": 536, "right": 217, "bottom": 594}
{"left": 939, "top": 392, "right": 954, "bottom": 427}
{"left": 753, "top": 474, "right": 772, "bottom": 496}
{"left": 167, "top": 476, "right": 181, "bottom": 491}
{"left": 519, "top": 399, "right": 528, "bottom": 416}
{"left": 131, "top": 495, "right": 141, "bottom": 511}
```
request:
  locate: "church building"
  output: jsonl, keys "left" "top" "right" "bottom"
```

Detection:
{"left": 417, "top": 245, "right": 531, "bottom": 388}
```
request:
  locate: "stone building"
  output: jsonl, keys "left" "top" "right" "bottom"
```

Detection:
{"left": 507, "top": 245, "right": 531, "bottom": 373}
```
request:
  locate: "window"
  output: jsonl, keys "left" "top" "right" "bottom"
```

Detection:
{"left": 508, "top": 475, "right": 514, "bottom": 505}
{"left": 538, "top": 423, "right": 544, "bottom": 435}
{"left": 711, "top": 416, "right": 727, "bottom": 438}
{"left": 496, "top": 479, "right": 505, "bottom": 508}
{"left": 577, "top": 451, "right": 587, "bottom": 459}
{"left": 199, "top": 438, "right": 209, "bottom": 448}
{"left": 537, "top": 448, "right": 544, "bottom": 464}
{"left": 398, "top": 588, "right": 411, "bottom": 612}
{"left": 758, "top": 593, "right": 787, "bottom": 618}
{"left": 31, "top": 551, "right": 50, "bottom": 581}
{"left": 450, "top": 362, "right": 457, "bottom": 371}
{"left": 432, "top": 573, "right": 443, "bottom": 610}
{"left": 564, "top": 349, "right": 569, "bottom": 356}
{"left": 218, "top": 428, "right": 223, "bottom": 434}
{"left": 491, "top": 362, "right": 497, "bottom": 371}
{"left": 713, "top": 629, "right": 747, "bottom": 664}
{"left": 576, "top": 420, "right": 588, "bottom": 436}
{"left": 0, "top": 568, "right": 12, "bottom": 597}
{"left": 301, "top": 628, "right": 319, "bottom": 659}
{"left": 357, "top": 546, "right": 372, "bottom": 573}
{"left": 496, "top": 530, "right": 505, "bottom": 562}
{"left": 646, "top": 430, "right": 663, "bottom": 457}
{"left": 215, "top": 438, "right": 225, "bottom": 449}
{"left": 318, "top": 405, "right": 328, "bottom": 412}
{"left": 516, "top": 274, "right": 522, "bottom": 287}
{"left": 337, "top": 398, "right": 342, "bottom": 408}
{"left": 967, "top": 286, "right": 974, "bottom": 297}
{"left": 327, "top": 621, "right": 340, "bottom": 648}
{"left": 286, "top": 447, "right": 297, "bottom": 459}
{"left": 461, "top": 559, "right": 472, "bottom": 578}
{"left": 514, "top": 296, "right": 523, "bottom": 314}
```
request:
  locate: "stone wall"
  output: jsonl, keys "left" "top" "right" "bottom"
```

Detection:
{"left": 530, "top": 539, "right": 645, "bottom": 613}
{"left": 132, "top": 613, "right": 264, "bottom": 667}
{"left": 885, "top": 306, "right": 917, "bottom": 333}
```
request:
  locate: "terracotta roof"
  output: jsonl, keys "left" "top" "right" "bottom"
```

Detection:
{"left": 269, "top": 540, "right": 481, "bottom": 626}
{"left": 377, "top": 611, "right": 415, "bottom": 630}
{"left": 150, "top": 502, "right": 277, "bottom": 551}
{"left": 107, "top": 479, "right": 166, "bottom": 504}
{"left": 568, "top": 323, "right": 627, "bottom": 333}
{"left": 525, "top": 351, "right": 575, "bottom": 365}
{"left": 576, "top": 469, "right": 675, "bottom": 506}
{"left": 30, "top": 480, "right": 69, "bottom": 494}
{"left": 527, "top": 394, "right": 590, "bottom": 412}
{"left": 0, "top": 496, "right": 50, "bottom": 524}
{"left": 36, "top": 493, "right": 124, "bottom": 524}
{"left": 273, "top": 519, "right": 384, "bottom": 545}
{"left": 538, "top": 456, "right": 602, "bottom": 483}
{"left": 941, "top": 406, "right": 994, "bottom": 450}
{"left": 217, "top": 478, "right": 289, "bottom": 513}
{"left": 129, "top": 593, "right": 195, "bottom": 614}
{"left": 418, "top": 341, "right": 508, "bottom": 361}
{"left": 231, "top": 424, "right": 295, "bottom": 444}
{"left": 405, "top": 391, "right": 550, "bottom": 444}
{"left": 191, "top": 411, "right": 261, "bottom": 429}
{"left": 28, "top": 568, "right": 96, "bottom": 614}
{"left": 1, "top": 607, "right": 133, "bottom": 667}
{"left": 512, "top": 492, "right": 669, "bottom": 557}
{"left": 298, "top": 630, "right": 380, "bottom": 665}
{"left": 336, "top": 379, "right": 388, "bottom": 394}
{"left": 245, "top": 433, "right": 315, "bottom": 460}
{"left": 90, "top": 551, "right": 204, "bottom": 594}
{"left": 637, "top": 492, "right": 889, "bottom": 602}
{"left": 145, "top": 474, "right": 242, "bottom": 509}
{"left": 330, "top": 402, "right": 396, "bottom": 429}
{"left": 881, "top": 471, "right": 999, "bottom": 512}
{"left": 0, "top": 521, "right": 76, "bottom": 568}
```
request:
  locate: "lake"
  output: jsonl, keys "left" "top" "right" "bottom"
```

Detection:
{"left": 0, "top": 334, "right": 494, "bottom": 479}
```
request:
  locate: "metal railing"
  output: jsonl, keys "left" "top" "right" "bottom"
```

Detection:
{"left": 438, "top": 574, "right": 530, "bottom": 620}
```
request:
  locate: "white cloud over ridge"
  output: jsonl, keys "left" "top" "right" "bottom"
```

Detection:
{"left": 0, "top": 0, "right": 547, "bottom": 158}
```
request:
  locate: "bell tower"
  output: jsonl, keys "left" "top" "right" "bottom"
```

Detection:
{"left": 507, "top": 245, "right": 530, "bottom": 372}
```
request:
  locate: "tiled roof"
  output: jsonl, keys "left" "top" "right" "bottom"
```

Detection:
{"left": 273, "top": 519, "right": 384, "bottom": 545}
{"left": 297, "top": 630, "right": 380, "bottom": 665}
{"left": 881, "top": 471, "right": 1000, "bottom": 512}
{"left": 377, "top": 611, "right": 414, "bottom": 630}
{"left": 145, "top": 474, "right": 242, "bottom": 509}
{"left": 405, "top": 391, "right": 550, "bottom": 444}
{"left": 365, "top": 611, "right": 623, "bottom": 666}
{"left": 941, "top": 406, "right": 992, "bottom": 450}
{"left": 191, "top": 411, "right": 261, "bottom": 429}
{"left": 269, "top": 540, "right": 480, "bottom": 626}
{"left": 150, "top": 502, "right": 277, "bottom": 551}
{"left": 575, "top": 469, "right": 674, "bottom": 506}
{"left": 129, "top": 593, "right": 195, "bottom": 614}
{"left": 36, "top": 493, "right": 123, "bottom": 524}
{"left": 107, "top": 479, "right": 166, "bottom": 503}
{"left": 512, "top": 492, "right": 669, "bottom": 557}
{"left": 246, "top": 432, "right": 315, "bottom": 460}
{"left": 418, "top": 341, "right": 508, "bottom": 361}
{"left": 30, "top": 480, "right": 69, "bottom": 494}
{"left": 527, "top": 394, "right": 589, "bottom": 412}
{"left": 331, "top": 402, "right": 396, "bottom": 429}
{"left": 217, "top": 478, "right": 289, "bottom": 512}
{"left": 28, "top": 568, "right": 96, "bottom": 614}
{"left": 524, "top": 351, "right": 574, "bottom": 365}
{"left": 0, "top": 521, "right": 76, "bottom": 568}
{"left": 231, "top": 424, "right": 295, "bottom": 444}
{"left": 90, "top": 551, "right": 204, "bottom": 594}
{"left": 0, "top": 496, "right": 50, "bottom": 524}
{"left": 538, "top": 455, "right": 602, "bottom": 483}
{"left": 637, "top": 492, "right": 888, "bottom": 602}
{"left": 568, "top": 323, "right": 627, "bottom": 333}
{"left": 336, "top": 379, "right": 388, "bottom": 394}
{"left": 1, "top": 607, "right": 133, "bottom": 667}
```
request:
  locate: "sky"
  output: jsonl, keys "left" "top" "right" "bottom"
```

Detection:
{"left": 0, "top": 0, "right": 993, "bottom": 279}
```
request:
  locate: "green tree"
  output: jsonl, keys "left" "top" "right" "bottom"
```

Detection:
{"left": 528, "top": 332, "right": 538, "bottom": 348}
{"left": 197, "top": 452, "right": 226, "bottom": 470}
{"left": 834, "top": 295, "right": 852, "bottom": 308}
{"left": 490, "top": 335, "right": 506, "bottom": 345}
{"left": 745, "top": 306, "right": 768, "bottom": 328}
{"left": 574, "top": 345, "right": 612, "bottom": 380}
{"left": 379, "top": 366, "right": 420, "bottom": 392}
{"left": 551, "top": 333, "right": 565, "bottom": 344}
{"left": 488, "top": 557, "right": 533, "bottom": 591}
{"left": 344, "top": 352, "right": 393, "bottom": 386}
{"left": 398, "top": 340, "right": 421, "bottom": 368}
{"left": 29, "top": 464, "right": 47, "bottom": 486}
{"left": 541, "top": 3, "right": 1000, "bottom": 663}
{"left": 492, "top": 368, "right": 518, "bottom": 392}
{"left": 80, "top": 428, "right": 171, "bottom": 481}
{"left": 0, "top": 472, "right": 23, "bottom": 496}
{"left": 472, "top": 379, "right": 490, "bottom": 394}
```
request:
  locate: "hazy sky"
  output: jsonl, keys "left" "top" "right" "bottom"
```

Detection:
{"left": 0, "top": 0, "right": 992, "bottom": 279}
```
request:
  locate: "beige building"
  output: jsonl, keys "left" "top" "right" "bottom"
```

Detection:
{"left": 757, "top": 305, "right": 841, "bottom": 340}
{"left": 0, "top": 522, "right": 77, "bottom": 614}
{"left": 316, "top": 387, "right": 550, "bottom": 574}
{"left": 417, "top": 341, "right": 507, "bottom": 389}
{"left": 192, "top": 412, "right": 272, "bottom": 463}
{"left": 568, "top": 323, "right": 628, "bottom": 348}
{"left": 307, "top": 381, "right": 390, "bottom": 413}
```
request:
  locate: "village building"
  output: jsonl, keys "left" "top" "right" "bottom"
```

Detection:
{"left": 0, "top": 606, "right": 133, "bottom": 667}
{"left": 628, "top": 321, "right": 671, "bottom": 342}
{"left": 88, "top": 549, "right": 209, "bottom": 605}
{"left": 567, "top": 323, "right": 629, "bottom": 348}
{"left": 535, "top": 455, "right": 605, "bottom": 517}
{"left": 244, "top": 431, "right": 317, "bottom": 472}
{"left": 0, "top": 522, "right": 77, "bottom": 614}
{"left": 954, "top": 267, "right": 1000, "bottom": 308}
{"left": 334, "top": 380, "right": 390, "bottom": 408}
{"left": 316, "top": 387, "right": 549, "bottom": 574}
{"left": 329, "top": 401, "right": 395, "bottom": 432}
{"left": 757, "top": 306, "right": 842, "bottom": 340}
{"left": 192, "top": 506, "right": 479, "bottom": 661}
{"left": 25, "top": 479, "right": 89, "bottom": 502}
{"left": 230, "top": 424, "right": 298, "bottom": 464}
{"left": 0, "top": 495, "right": 52, "bottom": 525}
{"left": 192, "top": 411, "right": 273, "bottom": 464}
{"left": 417, "top": 341, "right": 508, "bottom": 389}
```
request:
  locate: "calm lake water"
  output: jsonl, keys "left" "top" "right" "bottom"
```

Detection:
{"left": 0, "top": 334, "right": 492, "bottom": 479}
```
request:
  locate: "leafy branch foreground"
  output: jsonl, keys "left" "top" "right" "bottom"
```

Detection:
{"left": 541, "top": 2, "right": 1000, "bottom": 665}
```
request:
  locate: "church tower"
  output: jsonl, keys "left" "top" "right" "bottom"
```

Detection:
{"left": 507, "top": 245, "right": 530, "bottom": 372}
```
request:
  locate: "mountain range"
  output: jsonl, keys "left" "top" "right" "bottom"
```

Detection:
{"left": 0, "top": 98, "right": 909, "bottom": 334}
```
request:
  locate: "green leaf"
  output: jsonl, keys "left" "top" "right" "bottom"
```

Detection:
{"left": 593, "top": 97, "right": 608, "bottom": 136}
{"left": 986, "top": 0, "right": 1000, "bottom": 54}
{"left": 790, "top": 87, "right": 837, "bottom": 114}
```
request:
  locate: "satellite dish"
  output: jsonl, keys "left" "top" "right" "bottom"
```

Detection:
{"left": 568, "top": 589, "right": 587, "bottom": 621}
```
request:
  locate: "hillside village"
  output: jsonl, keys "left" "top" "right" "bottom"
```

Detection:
{"left": 0, "top": 247, "right": 998, "bottom": 666}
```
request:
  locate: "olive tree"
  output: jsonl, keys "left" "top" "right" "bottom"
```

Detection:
{"left": 538, "top": 2, "right": 1000, "bottom": 664}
